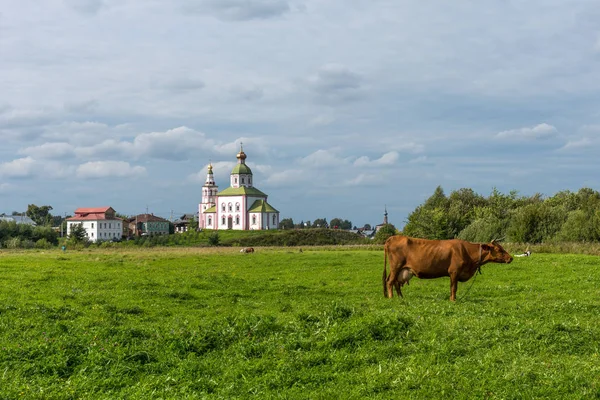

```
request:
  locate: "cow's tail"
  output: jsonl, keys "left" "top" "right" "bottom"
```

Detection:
{"left": 383, "top": 243, "right": 388, "bottom": 298}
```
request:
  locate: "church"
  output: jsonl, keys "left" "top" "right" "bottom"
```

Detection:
{"left": 198, "top": 145, "right": 280, "bottom": 230}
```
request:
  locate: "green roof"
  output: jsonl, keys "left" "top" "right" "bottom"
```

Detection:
{"left": 248, "top": 199, "right": 279, "bottom": 213}
{"left": 217, "top": 186, "right": 267, "bottom": 197}
{"left": 231, "top": 163, "right": 253, "bottom": 175}
{"left": 203, "top": 205, "right": 216, "bottom": 213}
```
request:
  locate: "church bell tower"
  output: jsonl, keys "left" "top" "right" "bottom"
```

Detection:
{"left": 199, "top": 163, "right": 218, "bottom": 229}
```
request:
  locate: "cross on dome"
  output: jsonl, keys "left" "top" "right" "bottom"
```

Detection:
{"left": 236, "top": 142, "right": 247, "bottom": 162}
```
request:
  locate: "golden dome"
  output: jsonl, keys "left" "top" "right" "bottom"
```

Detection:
{"left": 236, "top": 143, "right": 247, "bottom": 161}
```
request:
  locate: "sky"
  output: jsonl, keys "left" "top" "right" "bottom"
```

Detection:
{"left": 2, "top": 0, "right": 600, "bottom": 229}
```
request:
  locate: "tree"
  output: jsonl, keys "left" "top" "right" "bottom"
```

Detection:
{"left": 403, "top": 205, "right": 449, "bottom": 239}
{"left": 330, "top": 218, "right": 352, "bottom": 230}
{"left": 340, "top": 220, "right": 352, "bottom": 230}
{"left": 374, "top": 224, "right": 397, "bottom": 244}
{"left": 363, "top": 223, "right": 372, "bottom": 230}
{"left": 424, "top": 186, "right": 448, "bottom": 209}
{"left": 186, "top": 215, "right": 197, "bottom": 232}
{"left": 312, "top": 218, "right": 328, "bottom": 228}
{"left": 506, "top": 203, "right": 566, "bottom": 243}
{"left": 554, "top": 209, "right": 600, "bottom": 242}
{"left": 68, "top": 223, "right": 88, "bottom": 244}
{"left": 279, "top": 218, "right": 294, "bottom": 230}
{"left": 26, "top": 204, "right": 54, "bottom": 226}
{"left": 446, "top": 188, "right": 487, "bottom": 238}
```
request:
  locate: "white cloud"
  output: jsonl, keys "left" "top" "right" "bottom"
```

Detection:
{"left": 344, "top": 173, "right": 386, "bottom": 186}
{"left": 266, "top": 169, "right": 307, "bottom": 185}
{"left": 0, "top": 157, "right": 73, "bottom": 179}
{"left": 42, "top": 122, "right": 114, "bottom": 145}
{"left": 132, "top": 126, "right": 211, "bottom": 160}
{"left": 19, "top": 142, "right": 75, "bottom": 159}
{"left": 353, "top": 151, "right": 399, "bottom": 167}
{"left": 558, "top": 137, "right": 593, "bottom": 152}
{"left": 75, "top": 139, "right": 132, "bottom": 159}
{"left": 0, "top": 107, "right": 56, "bottom": 133}
{"left": 0, "top": 157, "right": 38, "bottom": 178}
{"left": 496, "top": 123, "right": 558, "bottom": 141}
{"left": 299, "top": 149, "right": 348, "bottom": 167}
{"left": 188, "top": 161, "right": 235, "bottom": 183}
{"left": 76, "top": 161, "right": 146, "bottom": 179}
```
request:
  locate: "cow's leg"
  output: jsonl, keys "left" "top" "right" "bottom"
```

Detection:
{"left": 387, "top": 267, "right": 399, "bottom": 298}
{"left": 449, "top": 273, "right": 458, "bottom": 302}
{"left": 394, "top": 280, "right": 403, "bottom": 297}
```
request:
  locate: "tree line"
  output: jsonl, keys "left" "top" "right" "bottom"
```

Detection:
{"left": 3, "top": 186, "right": 600, "bottom": 248}
{"left": 403, "top": 186, "right": 600, "bottom": 243}
{"left": 279, "top": 218, "right": 358, "bottom": 230}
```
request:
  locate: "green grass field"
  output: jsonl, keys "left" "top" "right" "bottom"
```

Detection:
{"left": 0, "top": 247, "right": 599, "bottom": 399}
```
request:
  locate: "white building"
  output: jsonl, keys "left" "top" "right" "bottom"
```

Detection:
{"left": 199, "top": 145, "right": 280, "bottom": 230}
{"left": 66, "top": 207, "right": 123, "bottom": 242}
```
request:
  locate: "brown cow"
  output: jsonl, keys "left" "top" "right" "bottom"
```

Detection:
{"left": 240, "top": 247, "right": 255, "bottom": 253}
{"left": 383, "top": 235, "right": 513, "bottom": 301}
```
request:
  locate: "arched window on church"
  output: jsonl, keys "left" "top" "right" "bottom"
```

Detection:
{"left": 241, "top": 177, "right": 245, "bottom": 184}
{"left": 222, "top": 217, "right": 226, "bottom": 225}
{"left": 235, "top": 203, "right": 240, "bottom": 211}
{"left": 228, "top": 203, "right": 233, "bottom": 212}
{"left": 252, "top": 215, "right": 256, "bottom": 225}
{"left": 273, "top": 215, "right": 276, "bottom": 225}
{"left": 208, "top": 217, "right": 212, "bottom": 226}
{"left": 235, "top": 215, "right": 240, "bottom": 225}
{"left": 221, "top": 203, "right": 225, "bottom": 212}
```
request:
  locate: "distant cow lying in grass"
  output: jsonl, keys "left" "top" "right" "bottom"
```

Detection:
{"left": 383, "top": 235, "right": 513, "bottom": 301}
{"left": 240, "top": 247, "right": 255, "bottom": 253}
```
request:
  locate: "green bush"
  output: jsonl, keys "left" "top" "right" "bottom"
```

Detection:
{"left": 35, "top": 238, "right": 53, "bottom": 249}
{"left": 208, "top": 232, "right": 220, "bottom": 246}
{"left": 374, "top": 224, "right": 397, "bottom": 244}
{"left": 458, "top": 216, "right": 507, "bottom": 243}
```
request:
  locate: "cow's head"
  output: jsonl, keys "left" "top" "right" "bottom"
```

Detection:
{"left": 483, "top": 240, "right": 513, "bottom": 264}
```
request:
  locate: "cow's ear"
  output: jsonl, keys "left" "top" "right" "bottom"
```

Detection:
{"left": 481, "top": 244, "right": 491, "bottom": 251}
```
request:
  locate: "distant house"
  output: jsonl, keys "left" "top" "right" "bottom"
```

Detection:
{"left": 0, "top": 214, "right": 37, "bottom": 226}
{"left": 173, "top": 213, "right": 196, "bottom": 233}
{"left": 66, "top": 207, "right": 123, "bottom": 242}
{"left": 352, "top": 228, "right": 375, "bottom": 239}
{"left": 128, "top": 214, "right": 170, "bottom": 237}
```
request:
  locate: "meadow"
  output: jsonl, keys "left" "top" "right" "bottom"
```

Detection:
{"left": 0, "top": 246, "right": 599, "bottom": 399}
